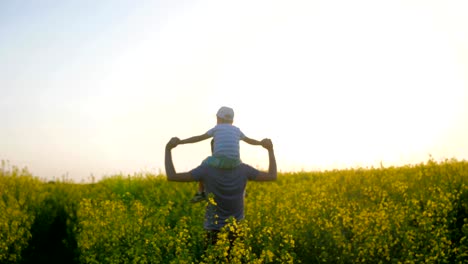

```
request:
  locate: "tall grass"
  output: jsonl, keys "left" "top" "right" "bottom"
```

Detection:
{"left": 1, "top": 159, "right": 467, "bottom": 263}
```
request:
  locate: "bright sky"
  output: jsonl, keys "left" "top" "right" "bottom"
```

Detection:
{"left": 1, "top": 0, "right": 467, "bottom": 182}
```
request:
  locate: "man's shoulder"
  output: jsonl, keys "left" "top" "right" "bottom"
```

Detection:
{"left": 237, "top": 163, "right": 259, "bottom": 175}
{"left": 238, "top": 163, "right": 253, "bottom": 169}
{"left": 191, "top": 163, "right": 259, "bottom": 181}
{"left": 190, "top": 163, "right": 211, "bottom": 178}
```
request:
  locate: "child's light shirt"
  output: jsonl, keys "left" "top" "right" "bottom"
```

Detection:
{"left": 206, "top": 124, "right": 245, "bottom": 160}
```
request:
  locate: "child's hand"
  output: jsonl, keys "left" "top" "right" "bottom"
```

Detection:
{"left": 166, "top": 137, "right": 180, "bottom": 149}
{"left": 260, "top": 138, "right": 273, "bottom": 150}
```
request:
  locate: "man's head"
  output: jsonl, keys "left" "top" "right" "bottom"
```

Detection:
{"left": 216, "top": 106, "right": 234, "bottom": 124}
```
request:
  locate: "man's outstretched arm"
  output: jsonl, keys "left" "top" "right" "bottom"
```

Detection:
{"left": 165, "top": 137, "right": 195, "bottom": 182}
{"left": 254, "top": 139, "right": 277, "bottom": 181}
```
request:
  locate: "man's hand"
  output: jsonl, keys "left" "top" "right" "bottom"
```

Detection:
{"left": 260, "top": 138, "right": 273, "bottom": 150}
{"left": 166, "top": 137, "right": 180, "bottom": 150}
{"left": 254, "top": 138, "right": 277, "bottom": 181}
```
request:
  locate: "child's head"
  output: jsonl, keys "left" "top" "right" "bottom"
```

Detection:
{"left": 216, "top": 106, "right": 234, "bottom": 124}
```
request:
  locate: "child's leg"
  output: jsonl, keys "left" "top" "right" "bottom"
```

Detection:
{"left": 198, "top": 182, "right": 205, "bottom": 193}
{"left": 191, "top": 182, "right": 206, "bottom": 203}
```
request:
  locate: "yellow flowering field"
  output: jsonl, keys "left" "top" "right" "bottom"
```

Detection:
{"left": 1, "top": 159, "right": 467, "bottom": 263}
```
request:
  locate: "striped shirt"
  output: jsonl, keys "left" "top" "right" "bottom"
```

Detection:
{"left": 206, "top": 124, "right": 245, "bottom": 160}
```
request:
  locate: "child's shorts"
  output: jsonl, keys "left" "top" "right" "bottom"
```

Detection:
{"left": 202, "top": 156, "right": 241, "bottom": 169}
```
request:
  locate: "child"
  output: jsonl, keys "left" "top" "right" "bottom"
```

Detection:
{"left": 176, "top": 106, "right": 266, "bottom": 203}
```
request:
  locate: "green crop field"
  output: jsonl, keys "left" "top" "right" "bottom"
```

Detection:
{"left": 1, "top": 159, "right": 467, "bottom": 263}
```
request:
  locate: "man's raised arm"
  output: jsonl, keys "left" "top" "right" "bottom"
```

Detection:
{"left": 254, "top": 139, "right": 277, "bottom": 181}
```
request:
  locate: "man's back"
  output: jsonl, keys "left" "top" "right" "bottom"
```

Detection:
{"left": 190, "top": 163, "right": 259, "bottom": 230}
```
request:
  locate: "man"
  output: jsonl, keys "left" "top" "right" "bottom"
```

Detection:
{"left": 164, "top": 136, "right": 277, "bottom": 245}
{"left": 174, "top": 106, "right": 266, "bottom": 203}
